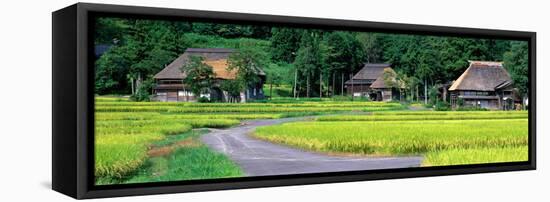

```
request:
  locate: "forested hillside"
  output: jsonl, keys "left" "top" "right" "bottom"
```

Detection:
{"left": 94, "top": 17, "right": 528, "bottom": 102}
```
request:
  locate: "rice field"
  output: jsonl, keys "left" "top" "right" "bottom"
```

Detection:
{"left": 317, "top": 111, "right": 528, "bottom": 121}
{"left": 94, "top": 96, "right": 404, "bottom": 183}
{"left": 254, "top": 112, "right": 529, "bottom": 166}
{"left": 422, "top": 146, "right": 528, "bottom": 166}
{"left": 95, "top": 95, "right": 528, "bottom": 181}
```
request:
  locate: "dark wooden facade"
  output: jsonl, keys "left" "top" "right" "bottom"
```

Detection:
{"left": 344, "top": 63, "right": 400, "bottom": 101}
{"left": 153, "top": 48, "right": 265, "bottom": 102}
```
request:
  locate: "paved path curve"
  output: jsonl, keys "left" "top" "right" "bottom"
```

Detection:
{"left": 200, "top": 117, "right": 423, "bottom": 177}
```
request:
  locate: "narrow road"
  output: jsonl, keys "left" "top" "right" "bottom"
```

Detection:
{"left": 200, "top": 117, "right": 423, "bottom": 177}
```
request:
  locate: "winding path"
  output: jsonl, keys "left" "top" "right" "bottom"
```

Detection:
{"left": 200, "top": 117, "right": 423, "bottom": 177}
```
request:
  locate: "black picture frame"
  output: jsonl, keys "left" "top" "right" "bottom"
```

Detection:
{"left": 52, "top": 2, "right": 536, "bottom": 199}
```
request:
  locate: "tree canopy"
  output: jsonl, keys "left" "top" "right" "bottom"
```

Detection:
{"left": 94, "top": 17, "right": 529, "bottom": 104}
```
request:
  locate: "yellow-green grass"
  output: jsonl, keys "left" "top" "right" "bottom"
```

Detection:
{"left": 95, "top": 106, "right": 401, "bottom": 113}
{"left": 253, "top": 119, "right": 528, "bottom": 156}
{"left": 96, "top": 130, "right": 243, "bottom": 185}
{"left": 372, "top": 111, "right": 528, "bottom": 116}
{"left": 95, "top": 117, "right": 239, "bottom": 179}
{"left": 95, "top": 112, "right": 284, "bottom": 121}
{"left": 317, "top": 111, "right": 528, "bottom": 121}
{"left": 95, "top": 119, "right": 193, "bottom": 178}
{"left": 95, "top": 101, "right": 403, "bottom": 108}
{"left": 422, "top": 146, "right": 528, "bottom": 166}
{"left": 95, "top": 96, "right": 129, "bottom": 102}
{"left": 95, "top": 133, "right": 165, "bottom": 178}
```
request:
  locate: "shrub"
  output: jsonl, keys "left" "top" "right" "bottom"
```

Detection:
{"left": 434, "top": 101, "right": 450, "bottom": 111}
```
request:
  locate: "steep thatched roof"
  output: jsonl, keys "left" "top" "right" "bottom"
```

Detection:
{"left": 344, "top": 63, "right": 391, "bottom": 85}
{"left": 448, "top": 61, "right": 512, "bottom": 91}
{"left": 153, "top": 48, "right": 264, "bottom": 80}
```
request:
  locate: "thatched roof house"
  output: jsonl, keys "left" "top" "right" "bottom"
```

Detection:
{"left": 344, "top": 63, "right": 401, "bottom": 101}
{"left": 449, "top": 61, "right": 519, "bottom": 110}
{"left": 345, "top": 63, "right": 390, "bottom": 85}
{"left": 153, "top": 48, "right": 265, "bottom": 102}
{"left": 449, "top": 61, "right": 512, "bottom": 91}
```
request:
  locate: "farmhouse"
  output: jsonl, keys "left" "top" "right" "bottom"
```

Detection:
{"left": 153, "top": 48, "right": 265, "bottom": 102}
{"left": 449, "top": 61, "right": 520, "bottom": 110}
{"left": 345, "top": 63, "right": 401, "bottom": 101}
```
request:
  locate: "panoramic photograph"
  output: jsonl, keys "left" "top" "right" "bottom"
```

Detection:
{"left": 93, "top": 17, "right": 529, "bottom": 185}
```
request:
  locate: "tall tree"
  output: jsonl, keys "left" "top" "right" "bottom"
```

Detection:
{"left": 323, "top": 31, "right": 365, "bottom": 96}
{"left": 270, "top": 28, "right": 302, "bottom": 63}
{"left": 355, "top": 33, "right": 383, "bottom": 63}
{"left": 180, "top": 55, "right": 215, "bottom": 97}
{"left": 503, "top": 41, "right": 529, "bottom": 107}
{"left": 227, "top": 46, "right": 268, "bottom": 101}
{"left": 294, "top": 30, "right": 324, "bottom": 97}
{"left": 95, "top": 19, "right": 189, "bottom": 95}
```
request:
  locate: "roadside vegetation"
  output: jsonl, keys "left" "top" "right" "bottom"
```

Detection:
{"left": 96, "top": 130, "right": 243, "bottom": 185}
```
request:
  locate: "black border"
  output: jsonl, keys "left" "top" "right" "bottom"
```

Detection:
{"left": 52, "top": 2, "right": 536, "bottom": 199}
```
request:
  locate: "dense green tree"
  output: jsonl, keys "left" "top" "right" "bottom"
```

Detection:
{"left": 93, "top": 17, "right": 527, "bottom": 102}
{"left": 94, "top": 18, "right": 129, "bottom": 45}
{"left": 220, "top": 79, "right": 244, "bottom": 102}
{"left": 323, "top": 31, "right": 365, "bottom": 95}
{"left": 270, "top": 28, "right": 302, "bottom": 63}
{"left": 264, "top": 63, "right": 286, "bottom": 99}
{"left": 227, "top": 46, "right": 268, "bottom": 100}
{"left": 95, "top": 19, "right": 189, "bottom": 95}
{"left": 180, "top": 55, "right": 215, "bottom": 97}
{"left": 355, "top": 33, "right": 383, "bottom": 63}
{"left": 191, "top": 23, "right": 271, "bottom": 39}
{"left": 294, "top": 31, "right": 325, "bottom": 97}
{"left": 504, "top": 41, "right": 529, "bottom": 105}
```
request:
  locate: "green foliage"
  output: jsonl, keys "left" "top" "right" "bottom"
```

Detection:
{"left": 180, "top": 55, "right": 215, "bottom": 96}
{"left": 220, "top": 79, "right": 244, "bottom": 102}
{"left": 324, "top": 32, "right": 365, "bottom": 73}
{"left": 95, "top": 18, "right": 188, "bottom": 94}
{"left": 184, "top": 33, "right": 271, "bottom": 50}
{"left": 95, "top": 46, "right": 131, "bottom": 94}
{"left": 293, "top": 30, "right": 326, "bottom": 97}
{"left": 355, "top": 33, "right": 383, "bottom": 63}
{"left": 457, "top": 97, "right": 464, "bottom": 107}
{"left": 94, "top": 17, "right": 130, "bottom": 45}
{"left": 130, "top": 78, "right": 153, "bottom": 101}
{"left": 227, "top": 46, "right": 268, "bottom": 91}
{"left": 94, "top": 17, "right": 528, "bottom": 100}
{"left": 504, "top": 41, "right": 529, "bottom": 96}
{"left": 123, "top": 146, "right": 243, "bottom": 184}
{"left": 382, "top": 68, "right": 399, "bottom": 89}
{"left": 96, "top": 130, "right": 243, "bottom": 185}
{"left": 428, "top": 85, "right": 440, "bottom": 105}
{"left": 191, "top": 22, "right": 271, "bottom": 39}
{"left": 434, "top": 101, "right": 451, "bottom": 111}
{"left": 270, "top": 28, "right": 302, "bottom": 63}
